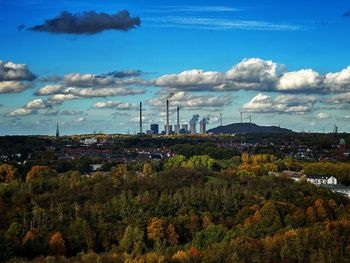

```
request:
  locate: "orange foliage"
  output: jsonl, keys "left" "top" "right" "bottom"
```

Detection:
{"left": 166, "top": 224, "right": 179, "bottom": 246}
{"left": 48, "top": 231, "right": 66, "bottom": 255}
{"left": 22, "top": 229, "right": 38, "bottom": 245}
{"left": 172, "top": 250, "right": 190, "bottom": 262}
{"left": 0, "top": 164, "right": 18, "bottom": 183}
{"left": 26, "top": 165, "right": 56, "bottom": 182}
{"left": 147, "top": 217, "right": 165, "bottom": 243}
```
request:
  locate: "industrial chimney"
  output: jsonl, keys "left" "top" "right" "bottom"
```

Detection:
{"left": 139, "top": 102, "right": 143, "bottom": 134}
{"left": 166, "top": 99, "right": 170, "bottom": 135}
{"left": 176, "top": 106, "right": 180, "bottom": 134}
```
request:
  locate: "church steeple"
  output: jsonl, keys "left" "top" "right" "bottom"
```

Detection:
{"left": 56, "top": 123, "right": 59, "bottom": 138}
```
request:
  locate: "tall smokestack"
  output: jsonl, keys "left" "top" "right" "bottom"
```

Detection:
{"left": 166, "top": 99, "right": 170, "bottom": 135}
{"left": 176, "top": 106, "right": 180, "bottom": 134}
{"left": 139, "top": 102, "right": 143, "bottom": 134}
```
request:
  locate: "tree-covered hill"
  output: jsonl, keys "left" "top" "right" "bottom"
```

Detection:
{"left": 1, "top": 157, "right": 350, "bottom": 262}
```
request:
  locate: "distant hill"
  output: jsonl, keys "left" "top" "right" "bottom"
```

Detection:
{"left": 207, "top": 123, "right": 293, "bottom": 134}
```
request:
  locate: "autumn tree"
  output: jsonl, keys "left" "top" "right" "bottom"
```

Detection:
{"left": 166, "top": 224, "right": 179, "bottom": 246}
{"left": 26, "top": 165, "right": 57, "bottom": 182}
{"left": 48, "top": 231, "right": 66, "bottom": 256}
{"left": 0, "top": 164, "right": 18, "bottom": 183}
{"left": 172, "top": 250, "right": 190, "bottom": 262}
{"left": 202, "top": 215, "right": 212, "bottom": 229}
{"left": 112, "top": 164, "right": 127, "bottom": 178}
{"left": 143, "top": 163, "right": 152, "bottom": 175}
{"left": 147, "top": 217, "right": 165, "bottom": 251}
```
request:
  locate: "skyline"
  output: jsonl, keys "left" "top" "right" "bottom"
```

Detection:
{"left": 1, "top": 0, "right": 350, "bottom": 135}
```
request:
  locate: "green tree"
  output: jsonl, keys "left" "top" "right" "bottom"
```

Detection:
{"left": 164, "top": 155, "right": 186, "bottom": 169}
{"left": 185, "top": 155, "right": 215, "bottom": 170}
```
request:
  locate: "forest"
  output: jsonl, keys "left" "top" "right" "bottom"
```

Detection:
{"left": 1, "top": 149, "right": 350, "bottom": 263}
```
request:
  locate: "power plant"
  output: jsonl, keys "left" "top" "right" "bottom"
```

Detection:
{"left": 139, "top": 99, "right": 211, "bottom": 135}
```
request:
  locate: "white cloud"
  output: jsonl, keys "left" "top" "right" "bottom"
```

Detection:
{"left": 325, "top": 66, "right": 350, "bottom": 92}
{"left": 25, "top": 99, "right": 52, "bottom": 109}
{"left": 277, "top": 69, "right": 322, "bottom": 92}
{"left": 242, "top": 93, "right": 317, "bottom": 114}
{"left": 35, "top": 84, "right": 65, "bottom": 95}
{"left": 0, "top": 81, "right": 33, "bottom": 93}
{"left": 145, "top": 16, "right": 300, "bottom": 31}
{"left": 226, "top": 58, "right": 278, "bottom": 83}
{"left": 147, "top": 91, "right": 231, "bottom": 109}
{"left": 63, "top": 73, "right": 147, "bottom": 88}
{"left": 5, "top": 98, "right": 59, "bottom": 117}
{"left": 94, "top": 101, "right": 138, "bottom": 110}
{"left": 64, "top": 73, "right": 114, "bottom": 87}
{"left": 327, "top": 92, "right": 350, "bottom": 104}
{"left": 151, "top": 58, "right": 350, "bottom": 95}
{"left": 0, "top": 60, "right": 36, "bottom": 81}
{"left": 47, "top": 87, "right": 145, "bottom": 101}
{"left": 317, "top": 112, "right": 330, "bottom": 119}
{"left": 65, "top": 87, "right": 144, "bottom": 97}
{"left": 5, "top": 108, "right": 36, "bottom": 117}
{"left": 152, "top": 69, "right": 223, "bottom": 90}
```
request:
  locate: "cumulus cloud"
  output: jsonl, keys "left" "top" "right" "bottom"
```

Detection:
{"left": 277, "top": 69, "right": 323, "bottom": 92}
{"left": 67, "top": 87, "right": 143, "bottom": 97}
{"left": 0, "top": 60, "right": 36, "bottom": 81}
{"left": 0, "top": 60, "right": 36, "bottom": 94}
{"left": 0, "top": 81, "right": 33, "bottom": 94}
{"left": 5, "top": 108, "right": 36, "bottom": 117}
{"left": 47, "top": 86, "right": 145, "bottom": 101}
{"left": 324, "top": 66, "right": 350, "bottom": 92}
{"left": 35, "top": 84, "right": 65, "bottom": 95}
{"left": 152, "top": 69, "right": 224, "bottom": 91}
{"left": 151, "top": 58, "right": 281, "bottom": 92}
{"left": 327, "top": 92, "right": 350, "bottom": 105}
{"left": 151, "top": 58, "right": 350, "bottom": 94}
{"left": 25, "top": 99, "right": 54, "bottom": 109}
{"left": 60, "top": 72, "right": 147, "bottom": 88}
{"left": 242, "top": 93, "right": 317, "bottom": 114}
{"left": 148, "top": 91, "right": 231, "bottom": 109}
{"left": 49, "top": 94, "right": 81, "bottom": 101}
{"left": 93, "top": 101, "right": 138, "bottom": 110}
{"left": 29, "top": 10, "right": 141, "bottom": 34}
{"left": 64, "top": 73, "right": 115, "bottom": 87}
{"left": 5, "top": 98, "right": 58, "bottom": 117}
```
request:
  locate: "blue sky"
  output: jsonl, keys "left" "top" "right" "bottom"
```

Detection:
{"left": 0, "top": 0, "right": 350, "bottom": 135}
